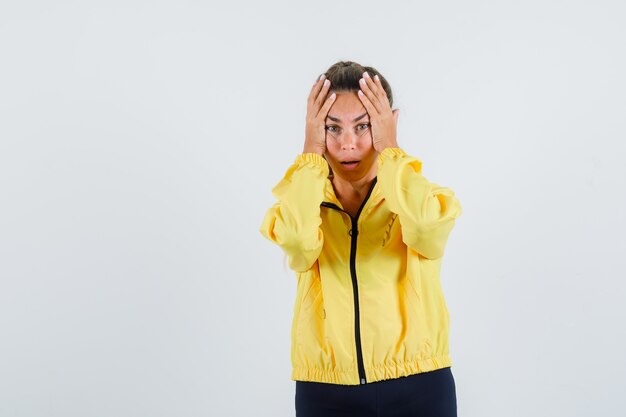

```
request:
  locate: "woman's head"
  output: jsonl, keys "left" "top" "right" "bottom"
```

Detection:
{"left": 322, "top": 61, "right": 393, "bottom": 107}
{"left": 318, "top": 61, "right": 394, "bottom": 182}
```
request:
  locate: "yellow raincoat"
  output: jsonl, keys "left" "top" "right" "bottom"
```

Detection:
{"left": 259, "top": 147, "right": 462, "bottom": 385}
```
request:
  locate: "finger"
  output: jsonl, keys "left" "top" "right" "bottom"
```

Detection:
{"left": 373, "top": 74, "right": 391, "bottom": 107}
{"left": 366, "top": 73, "right": 389, "bottom": 110}
{"left": 307, "top": 74, "right": 326, "bottom": 107}
{"left": 308, "top": 75, "right": 325, "bottom": 110}
{"left": 359, "top": 74, "right": 383, "bottom": 113}
{"left": 357, "top": 89, "right": 377, "bottom": 117}
{"left": 313, "top": 79, "right": 332, "bottom": 111}
{"left": 317, "top": 91, "right": 336, "bottom": 120}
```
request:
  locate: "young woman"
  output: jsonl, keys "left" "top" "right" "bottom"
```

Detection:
{"left": 260, "top": 61, "right": 463, "bottom": 417}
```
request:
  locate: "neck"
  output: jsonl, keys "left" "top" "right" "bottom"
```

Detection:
{"left": 331, "top": 162, "right": 378, "bottom": 201}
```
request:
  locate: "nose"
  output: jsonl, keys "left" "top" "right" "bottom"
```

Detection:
{"left": 338, "top": 130, "right": 357, "bottom": 150}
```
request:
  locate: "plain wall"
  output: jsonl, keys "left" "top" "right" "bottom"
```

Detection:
{"left": 1, "top": 1, "right": 625, "bottom": 416}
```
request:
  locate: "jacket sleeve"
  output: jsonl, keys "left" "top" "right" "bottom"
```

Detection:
{"left": 259, "top": 153, "right": 328, "bottom": 272}
{"left": 377, "top": 147, "right": 462, "bottom": 259}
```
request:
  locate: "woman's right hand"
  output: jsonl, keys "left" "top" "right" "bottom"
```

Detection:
{"left": 303, "top": 74, "right": 336, "bottom": 155}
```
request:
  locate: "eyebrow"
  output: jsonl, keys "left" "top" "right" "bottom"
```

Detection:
{"left": 326, "top": 112, "right": 369, "bottom": 123}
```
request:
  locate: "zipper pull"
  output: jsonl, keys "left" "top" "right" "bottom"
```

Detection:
{"left": 360, "top": 378, "right": 366, "bottom": 384}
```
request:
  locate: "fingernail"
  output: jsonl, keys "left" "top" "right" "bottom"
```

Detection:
{"left": 319, "top": 73, "right": 326, "bottom": 81}
{"left": 375, "top": 74, "right": 379, "bottom": 81}
{"left": 324, "top": 79, "right": 330, "bottom": 86}
{"left": 363, "top": 71, "right": 370, "bottom": 78}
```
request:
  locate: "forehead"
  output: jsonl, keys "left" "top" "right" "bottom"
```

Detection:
{"left": 326, "top": 92, "right": 368, "bottom": 122}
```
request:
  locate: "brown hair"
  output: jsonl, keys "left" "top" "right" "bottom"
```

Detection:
{"left": 319, "top": 60, "right": 394, "bottom": 107}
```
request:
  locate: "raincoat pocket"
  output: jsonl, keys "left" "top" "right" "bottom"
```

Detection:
{"left": 296, "top": 273, "right": 324, "bottom": 340}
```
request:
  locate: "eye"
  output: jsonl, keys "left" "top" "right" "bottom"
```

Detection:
{"left": 357, "top": 123, "right": 370, "bottom": 131}
{"left": 325, "top": 125, "right": 339, "bottom": 133}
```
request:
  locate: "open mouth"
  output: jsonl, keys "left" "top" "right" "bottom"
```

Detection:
{"left": 340, "top": 160, "right": 360, "bottom": 169}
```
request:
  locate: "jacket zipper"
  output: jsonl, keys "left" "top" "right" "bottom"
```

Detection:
{"left": 321, "top": 177, "right": 378, "bottom": 385}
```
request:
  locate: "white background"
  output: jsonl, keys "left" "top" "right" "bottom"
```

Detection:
{"left": 1, "top": 1, "right": 625, "bottom": 416}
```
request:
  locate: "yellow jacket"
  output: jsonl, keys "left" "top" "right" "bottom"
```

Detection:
{"left": 259, "top": 147, "right": 462, "bottom": 385}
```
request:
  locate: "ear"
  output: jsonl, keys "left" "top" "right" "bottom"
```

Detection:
{"left": 392, "top": 108, "right": 400, "bottom": 126}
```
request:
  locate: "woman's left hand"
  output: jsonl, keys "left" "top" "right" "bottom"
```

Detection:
{"left": 357, "top": 71, "right": 400, "bottom": 152}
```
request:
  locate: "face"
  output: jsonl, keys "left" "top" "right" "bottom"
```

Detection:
{"left": 324, "top": 91, "right": 378, "bottom": 181}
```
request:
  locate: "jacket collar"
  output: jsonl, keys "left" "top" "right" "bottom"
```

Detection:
{"left": 322, "top": 175, "right": 383, "bottom": 213}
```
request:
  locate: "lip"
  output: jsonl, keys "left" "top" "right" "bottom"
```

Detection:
{"left": 340, "top": 160, "right": 360, "bottom": 170}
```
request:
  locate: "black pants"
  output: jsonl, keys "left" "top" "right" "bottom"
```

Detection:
{"left": 295, "top": 367, "right": 457, "bottom": 417}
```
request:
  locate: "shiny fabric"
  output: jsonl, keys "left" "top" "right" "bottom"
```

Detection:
{"left": 260, "top": 147, "right": 462, "bottom": 385}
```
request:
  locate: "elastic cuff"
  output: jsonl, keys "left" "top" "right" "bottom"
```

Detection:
{"left": 295, "top": 153, "right": 329, "bottom": 174}
{"left": 377, "top": 147, "right": 407, "bottom": 166}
